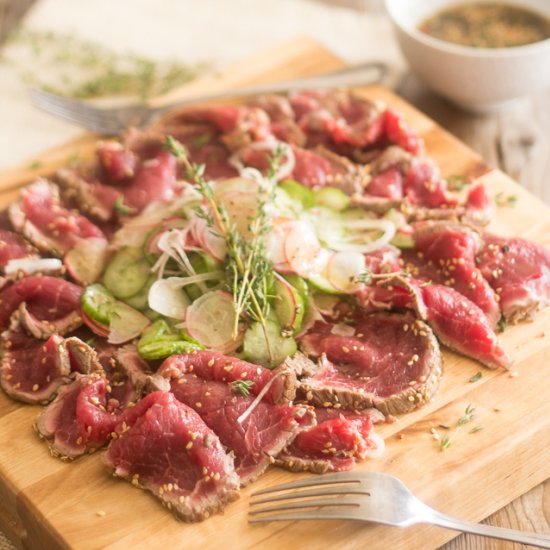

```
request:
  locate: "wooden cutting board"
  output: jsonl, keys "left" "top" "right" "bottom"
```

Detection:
{"left": 0, "top": 37, "right": 549, "bottom": 550}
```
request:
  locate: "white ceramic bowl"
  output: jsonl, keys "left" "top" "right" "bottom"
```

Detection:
{"left": 385, "top": 0, "right": 550, "bottom": 112}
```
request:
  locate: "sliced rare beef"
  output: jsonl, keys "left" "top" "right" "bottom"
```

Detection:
{"left": 8, "top": 180, "right": 105, "bottom": 257}
{"left": 0, "top": 323, "right": 70, "bottom": 404}
{"left": 403, "top": 221, "right": 500, "bottom": 327}
{"left": 299, "top": 313, "right": 441, "bottom": 415}
{"left": 0, "top": 229, "right": 37, "bottom": 269}
{"left": 357, "top": 275, "right": 511, "bottom": 370}
{"left": 476, "top": 233, "right": 550, "bottom": 323}
{"left": 64, "top": 337, "right": 103, "bottom": 374}
{"left": 158, "top": 351, "right": 297, "bottom": 404}
{"left": 0, "top": 276, "right": 83, "bottom": 335}
{"left": 55, "top": 167, "right": 122, "bottom": 223}
{"left": 35, "top": 372, "right": 118, "bottom": 459}
{"left": 103, "top": 391, "right": 240, "bottom": 521}
{"left": 276, "top": 407, "right": 385, "bottom": 474}
{"left": 109, "top": 345, "right": 152, "bottom": 409}
{"left": 156, "top": 367, "right": 314, "bottom": 486}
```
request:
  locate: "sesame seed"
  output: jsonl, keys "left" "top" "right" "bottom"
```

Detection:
{"left": 207, "top": 359, "right": 215, "bottom": 367}
{"left": 96, "top": 510, "right": 106, "bottom": 517}
{"left": 186, "top": 441, "right": 193, "bottom": 450}
{"left": 32, "top": 384, "right": 39, "bottom": 392}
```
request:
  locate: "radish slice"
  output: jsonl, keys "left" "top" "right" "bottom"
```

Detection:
{"left": 325, "top": 251, "right": 366, "bottom": 293}
{"left": 363, "top": 430, "right": 385, "bottom": 459}
{"left": 327, "top": 219, "right": 396, "bottom": 254}
{"left": 81, "top": 309, "right": 110, "bottom": 338}
{"left": 283, "top": 220, "right": 322, "bottom": 276}
{"left": 185, "top": 290, "right": 241, "bottom": 353}
{"left": 4, "top": 257, "right": 62, "bottom": 276}
{"left": 192, "top": 217, "right": 227, "bottom": 261}
{"left": 148, "top": 277, "right": 191, "bottom": 320}
{"left": 265, "top": 223, "right": 292, "bottom": 272}
{"left": 64, "top": 238, "right": 109, "bottom": 285}
{"left": 108, "top": 302, "right": 150, "bottom": 344}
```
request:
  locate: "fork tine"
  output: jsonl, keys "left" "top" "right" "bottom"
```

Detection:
{"left": 251, "top": 485, "right": 369, "bottom": 505}
{"left": 249, "top": 508, "right": 364, "bottom": 524}
{"left": 251, "top": 472, "right": 361, "bottom": 497}
{"left": 250, "top": 497, "right": 361, "bottom": 515}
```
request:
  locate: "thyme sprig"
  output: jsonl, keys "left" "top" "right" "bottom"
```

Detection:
{"left": 440, "top": 403, "right": 476, "bottom": 451}
{"left": 165, "top": 136, "right": 281, "bottom": 362}
{"left": 230, "top": 380, "right": 254, "bottom": 397}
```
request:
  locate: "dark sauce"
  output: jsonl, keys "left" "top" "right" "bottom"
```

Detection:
{"left": 419, "top": 3, "right": 550, "bottom": 48}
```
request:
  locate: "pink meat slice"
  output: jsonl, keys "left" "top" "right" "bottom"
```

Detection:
{"left": 405, "top": 221, "right": 500, "bottom": 327}
{"left": 122, "top": 150, "right": 177, "bottom": 213}
{"left": 276, "top": 407, "right": 383, "bottom": 473}
{"left": 477, "top": 233, "right": 550, "bottom": 323}
{"left": 103, "top": 391, "right": 240, "bottom": 522}
{"left": 35, "top": 372, "right": 119, "bottom": 459}
{"left": 0, "top": 276, "right": 83, "bottom": 333}
{"left": 421, "top": 283, "right": 511, "bottom": 369}
{"left": 157, "top": 369, "right": 314, "bottom": 486}
{"left": 97, "top": 141, "right": 137, "bottom": 183}
{"left": 159, "top": 351, "right": 296, "bottom": 404}
{"left": 8, "top": 180, "right": 105, "bottom": 257}
{"left": 403, "top": 158, "right": 456, "bottom": 209}
{"left": 0, "top": 326, "right": 70, "bottom": 404}
{"left": 0, "top": 229, "right": 37, "bottom": 268}
{"left": 299, "top": 313, "right": 442, "bottom": 415}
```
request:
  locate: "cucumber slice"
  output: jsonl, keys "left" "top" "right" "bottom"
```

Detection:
{"left": 279, "top": 179, "right": 315, "bottom": 208}
{"left": 314, "top": 187, "right": 351, "bottom": 211}
{"left": 274, "top": 276, "right": 305, "bottom": 335}
{"left": 243, "top": 319, "right": 297, "bottom": 368}
{"left": 81, "top": 284, "right": 115, "bottom": 325}
{"left": 282, "top": 274, "right": 309, "bottom": 308}
{"left": 123, "top": 275, "right": 155, "bottom": 311}
{"left": 137, "top": 319, "right": 202, "bottom": 360}
{"left": 185, "top": 252, "right": 223, "bottom": 301}
{"left": 103, "top": 246, "right": 151, "bottom": 299}
{"left": 307, "top": 272, "right": 341, "bottom": 295}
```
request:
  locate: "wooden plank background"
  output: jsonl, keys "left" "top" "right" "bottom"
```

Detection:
{"left": 0, "top": 37, "right": 549, "bottom": 550}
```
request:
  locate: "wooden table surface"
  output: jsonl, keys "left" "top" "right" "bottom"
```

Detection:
{"left": 396, "top": 74, "right": 550, "bottom": 550}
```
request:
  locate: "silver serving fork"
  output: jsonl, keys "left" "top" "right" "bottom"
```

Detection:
{"left": 249, "top": 471, "right": 550, "bottom": 548}
{"left": 28, "top": 61, "right": 387, "bottom": 135}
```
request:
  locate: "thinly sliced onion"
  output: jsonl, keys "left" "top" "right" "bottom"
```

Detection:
{"left": 185, "top": 290, "right": 241, "bottom": 353}
{"left": 148, "top": 277, "right": 192, "bottom": 320}
{"left": 237, "top": 372, "right": 282, "bottom": 425}
{"left": 4, "top": 257, "right": 62, "bottom": 276}
{"left": 325, "top": 251, "right": 366, "bottom": 293}
{"left": 264, "top": 223, "right": 292, "bottom": 272}
{"left": 325, "top": 219, "right": 396, "bottom": 254}
{"left": 363, "top": 430, "right": 385, "bottom": 459}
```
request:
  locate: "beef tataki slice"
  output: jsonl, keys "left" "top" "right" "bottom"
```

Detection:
{"left": 158, "top": 369, "right": 314, "bottom": 486}
{"left": 159, "top": 351, "right": 297, "bottom": 404}
{"left": 276, "top": 407, "right": 385, "bottom": 474}
{"left": 103, "top": 391, "right": 240, "bottom": 522}
{"left": 0, "top": 324, "right": 70, "bottom": 404}
{"left": 299, "top": 313, "right": 442, "bottom": 415}
{"left": 35, "top": 372, "right": 118, "bottom": 459}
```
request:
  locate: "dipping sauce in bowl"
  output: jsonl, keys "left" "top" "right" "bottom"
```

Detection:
{"left": 419, "top": 3, "right": 550, "bottom": 48}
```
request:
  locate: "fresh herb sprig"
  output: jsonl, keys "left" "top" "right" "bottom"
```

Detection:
{"left": 440, "top": 403, "right": 477, "bottom": 451}
{"left": 230, "top": 380, "right": 254, "bottom": 397}
{"left": 165, "top": 136, "right": 281, "bottom": 362}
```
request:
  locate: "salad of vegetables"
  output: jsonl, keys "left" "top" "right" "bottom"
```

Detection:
{"left": 79, "top": 136, "right": 405, "bottom": 368}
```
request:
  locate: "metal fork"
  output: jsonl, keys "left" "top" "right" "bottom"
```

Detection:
{"left": 249, "top": 471, "right": 550, "bottom": 548}
{"left": 28, "top": 61, "right": 387, "bottom": 135}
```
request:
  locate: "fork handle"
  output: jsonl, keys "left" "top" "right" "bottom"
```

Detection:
{"left": 151, "top": 61, "right": 388, "bottom": 113}
{"left": 429, "top": 511, "right": 550, "bottom": 548}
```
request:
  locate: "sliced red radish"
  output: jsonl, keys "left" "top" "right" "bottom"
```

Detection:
{"left": 192, "top": 216, "right": 227, "bottom": 262}
{"left": 185, "top": 290, "right": 241, "bottom": 353}
{"left": 108, "top": 302, "right": 150, "bottom": 344}
{"left": 148, "top": 277, "right": 191, "bottom": 320}
{"left": 81, "top": 309, "right": 110, "bottom": 338}
{"left": 265, "top": 223, "right": 292, "bottom": 272}
{"left": 283, "top": 220, "right": 322, "bottom": 276}
{"left": 64, "top": 238, "right": 109, "bottom": 285}
{"left": 325, "top": 251, "right": 366, "bottom": 293}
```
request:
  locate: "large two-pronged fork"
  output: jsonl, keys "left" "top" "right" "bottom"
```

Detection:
{"left": 29, "top": 61, "right": 387, "bottom": 135}
{"left": 250, "top": 471, "right": 550, "bottom": 548}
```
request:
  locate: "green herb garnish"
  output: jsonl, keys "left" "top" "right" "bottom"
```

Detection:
{"left": 469, "top": 426, "right": 484, "bottom": 434}
{"left": 27, "top": 159, "right": 43, "bottom": 170}
{"left": 446, "top": 174, "right": 470, "bottom": 191}
{"left": 439, "top": 403, "right": 476, "bottom": 451}
{"left": 469, "top": 371, "right": 482, "bottom": 383}
{"left": 114, "top": 197, "right": 137, "bottom": 216}
{"left": 165, "top": 136, "right": 281, "bottom": 363}
{"left": 495, "top": 192, "right": 518, "bottom": 206}
{"left": 497, "top": 317, "right": 507, "bottom": 333}
{"left": 230, "top": 379, "right": 254, "bottom": 397}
